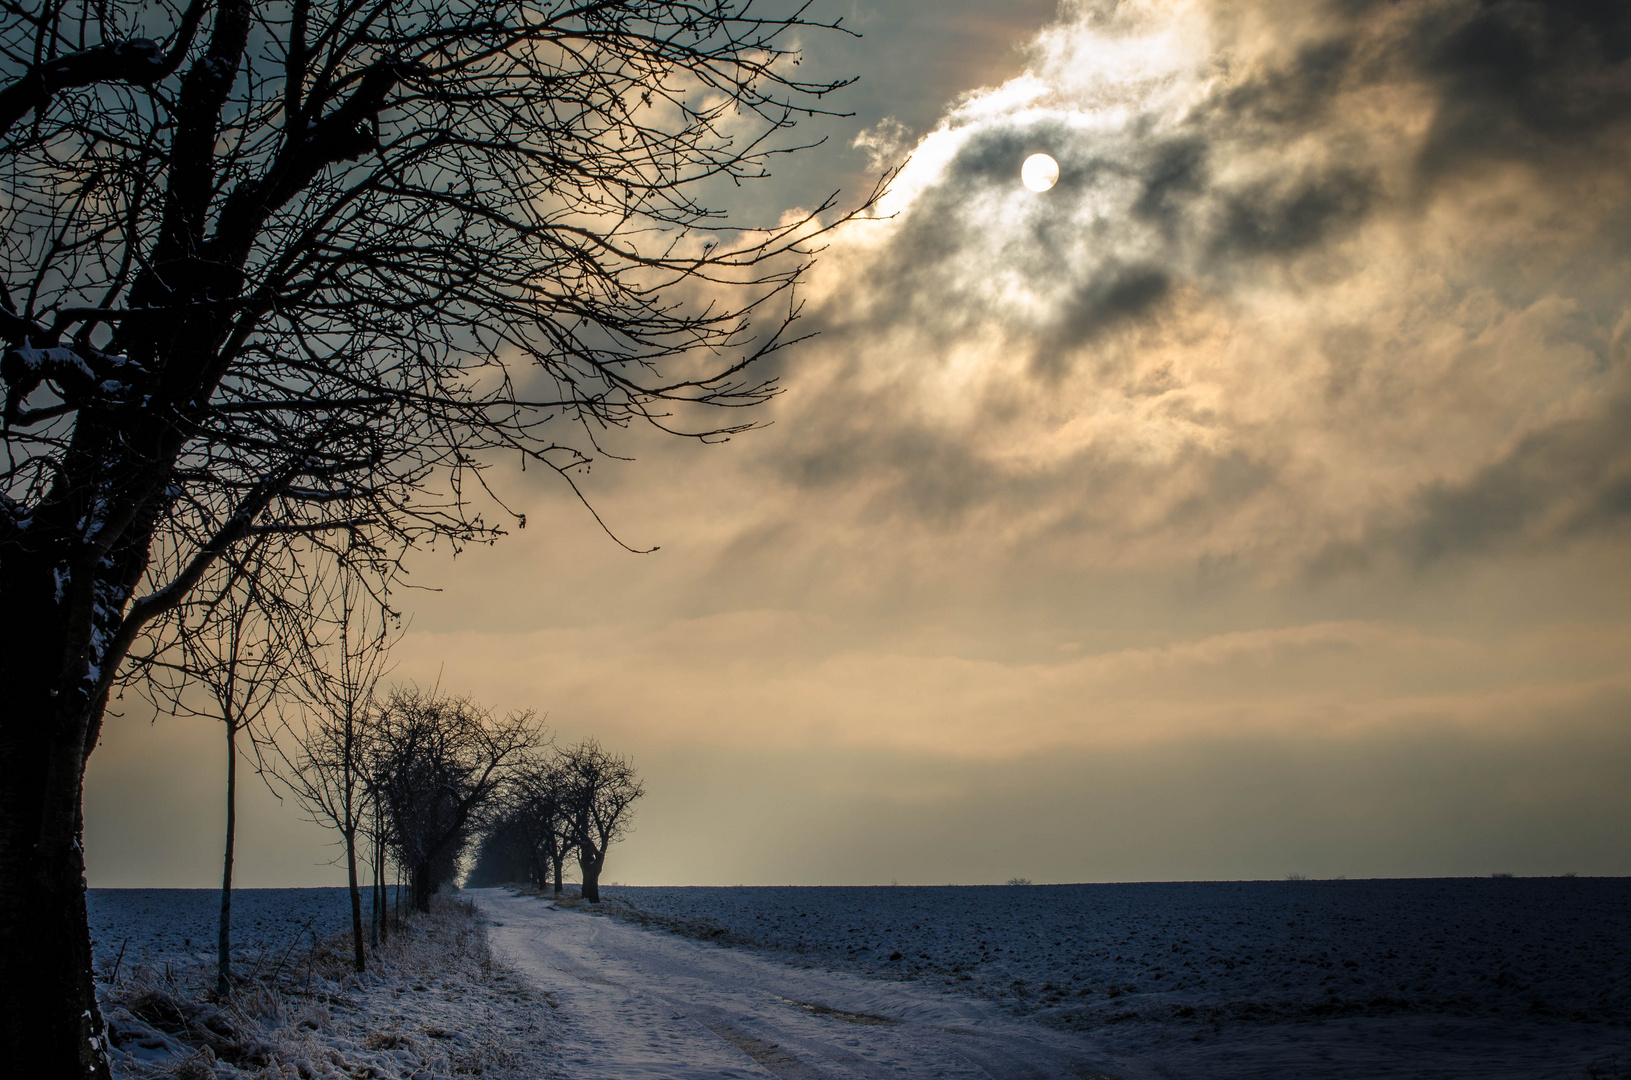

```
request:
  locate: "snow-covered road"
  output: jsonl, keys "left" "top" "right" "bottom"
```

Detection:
{"left": 471, "top": 889, "right": 1129, "bottom": 1080}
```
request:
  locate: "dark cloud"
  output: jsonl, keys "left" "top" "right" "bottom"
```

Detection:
{"left": 1413, "top": 0, "right": 1631, "bottom": 177}
{"left": 1216, "top": 1, "right": 1631, "bottom": 181}
{"left": 838, "top": 0, "right": 1631, "bottom": 337}
{"left": 1226, "top": 36, "right": 1357, "bottom": 124}
{"left": 1031, "top": 264, "right": 1173, "bottom": 379}
{"left": 831, "top": 121, "right": 1192, "bottom": 371}
{"left": 771, "top": 405, "right": 1030, "bottom": 530}
{"left": 1412, "top": 392, "right": 1631, "bottom": 558}
{"left": 1315, "top": 387, "right": 1631, "bottom": 572}
{"left": 1132, "top": 137, "right": 1209, "bottom": 234}
{"left": 1214, "top": 168, "right": 1377, "bottom": 258}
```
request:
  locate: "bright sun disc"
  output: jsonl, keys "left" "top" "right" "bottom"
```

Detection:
{"left": 1021, "top": 153, "right": 1060, "bottom": 192}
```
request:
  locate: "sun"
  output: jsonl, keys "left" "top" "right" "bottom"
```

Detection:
{"left": 1021, "top": 153, "right": 1059, "bottom": 192}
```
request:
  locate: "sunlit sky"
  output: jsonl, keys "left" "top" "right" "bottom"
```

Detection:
{"left": 88, "top": 0, "right": 1631, "bottom": 887}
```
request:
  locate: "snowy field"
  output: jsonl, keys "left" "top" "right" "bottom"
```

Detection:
{"left": 90, "top": 880, "right": 1631, "bottom": 1078}
{"left": 591, "top": 878, "right": 1631, "bottom": 1077}
{"left": 598, "top": 879, "right": 1631, "bottom": 1022}
{"left": 89, "top": 887, "right": 398, "bottom": 973}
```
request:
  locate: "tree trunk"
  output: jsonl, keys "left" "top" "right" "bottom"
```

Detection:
{"left": 217, "top": 718, "right": 238, "bottom": 997}
{"left": 411, "top": 860, "right": 433, "bottom": 912}
{"left": 0, "top": 684, "right": 114, "bottom": 1079}
{"left": 552, "top": 851, "right": 564, "bottom": 895}
{"left": 580, "top": 851, "right": 604, "bottom": 903}
{"left": 371, "top": 826, "right": 383, "bottom": 948}
{"left": 344, "top": 825, "right": 365, "bottom": 972}
{"left": 380, "top": 833, "right": 391, "bottom": 943}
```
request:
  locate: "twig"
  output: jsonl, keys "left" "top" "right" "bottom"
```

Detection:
{"left": 267, "top": 917, "right": 318, "bottom": 985}
{"left": 109, "top": 937, "right": 129, "bottom": 985}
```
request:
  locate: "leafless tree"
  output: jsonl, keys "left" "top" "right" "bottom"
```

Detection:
{"left": 140, "top": 546, "right": 294, "bottom": 997}
{"left": 474, "top": 751, "right": 574, "bottom": 892}
{"left": 369, "top": 685, "right": 539, "bottom": 910}
{"left": 558, "top": 737, "right": 643, "bottom": 903}
{"left": 0, "top": 0, "right": 876, "bottom": 1068}
{"left": 273, "top": 559, "right": 398, "bottom": 971}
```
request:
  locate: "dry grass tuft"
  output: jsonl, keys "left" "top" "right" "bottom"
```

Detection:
{"left": 100, "top": 893, "right": 548, "bottom": 1079}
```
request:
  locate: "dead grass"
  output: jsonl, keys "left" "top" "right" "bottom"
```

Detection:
{"left": 100, "top": 893, "right": 549, "bottom": 1079}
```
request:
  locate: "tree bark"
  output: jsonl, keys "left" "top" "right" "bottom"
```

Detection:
{"left": 0, "top": 673, "right": 114, "bottom": 1079}
{"left": 217, "top": 718, "right": 238, "bottom": 997}
{"left": 552, "top": 852, "right": 564, "bottom": 895}
{"left": 580, "top": 851, "right": 604, "bottom": 903}
{"left": 411, "top": 859, "right": 433, "bottom": 912}
{"left": 344, "top": 825, "right": 365, "bottom": 972}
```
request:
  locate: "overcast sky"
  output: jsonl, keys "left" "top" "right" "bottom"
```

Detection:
{"left": 88, "top": 0, "right": 1631, "bottom": 887}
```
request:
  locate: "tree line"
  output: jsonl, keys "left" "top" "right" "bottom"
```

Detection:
{"left": 149, "top": 552, "right": 644, "bottom": 993}
{"left": 283, "top": 682, "right": 644, "bottom": 974}
{"left": 467, "top": 737, "right": 644, "bottom": 903}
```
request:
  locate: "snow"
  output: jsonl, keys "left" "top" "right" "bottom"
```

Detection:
{"left": 475, "top": 888, "right": 1126, "bottom": 1079}
{"left": 88, "top": 887, "right": 397, "bottom": 972}
{"left": 96, "top": 893, "right": 550, "bottom": 1079}
{"left": 12, "top": 342, "right": 90, "bottom": 375}
{"left": 91, "top": 880, "right": 1631, "bottom": 1078}
{"left": 581, "top": 878, "right": 1631, "bottom": 1078}
{"left": 595, "top": 878, "right": 1631, "bottom": 1015}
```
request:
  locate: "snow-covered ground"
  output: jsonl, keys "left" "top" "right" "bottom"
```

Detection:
{"left": 582, "top": 878, "right": 1631, "bottom": 1078}
{"left": 94, "top": 893, "right": 549, "bottom": 1079}
{"left": 88, "top": 887, "right": 399, "bottom": 974}
{"left": 90, "top": 879, "right": 1631, "bottom": 1078}
{"left": 475, "top": 887, "right": 1126, "bottom": 1079}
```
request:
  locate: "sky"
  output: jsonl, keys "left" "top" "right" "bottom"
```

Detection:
{"left": 86, "top": 0, "right": 1631, "bottom": 887}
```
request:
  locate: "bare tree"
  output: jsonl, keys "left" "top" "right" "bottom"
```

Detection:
{"left": 141, "top": 548, "right": 293, "bottom": 997}
{"left": 559, "top": 738, "right": 643, "bottom": 903}
{"left": 369, "top": 686, "right": 539, "bottom": 910}
{"left": 474, "top": 751, "right": 574, "bottom": 892}
{"left": 519, "top": 753, "right": 576, "bottom": 895}
{"left": 274, "top": 560, "right": 397, "bottom": 971}
{"left": 0, "top": 0, "right": 876, "bottom": 1067}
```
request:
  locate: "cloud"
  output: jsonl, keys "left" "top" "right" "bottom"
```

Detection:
{"left": 1410, "top": 0, "right": 1631, "bottom": 179}
{"left": 1319, "top": 372, "right": 1631, "bottom": 569}
{"left": 747, "top": 0, "right": 1631, "bottom": 575}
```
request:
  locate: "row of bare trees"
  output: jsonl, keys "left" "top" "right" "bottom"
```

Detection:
{"left": 137, "top": 544, "right": 392, "bottom": 995}
{"left": 140, "top": 545, "right": 641, "bottom": 993}
{"left": 282, "top": 684, "right": 544, "bottom": 964}
{"left": 285, "top": 682, "right": 644, "bottom": 975}
{"left": 469, "top": 739, "right": 645, "bottom": 903}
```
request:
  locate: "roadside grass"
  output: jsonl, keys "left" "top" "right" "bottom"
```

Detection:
{"left": 99, "top": 894, "right": 549, "bottom": 1079}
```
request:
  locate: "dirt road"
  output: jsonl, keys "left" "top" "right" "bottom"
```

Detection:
{"left": 471, "top": 889, "right": 1131, "bottom": 1080}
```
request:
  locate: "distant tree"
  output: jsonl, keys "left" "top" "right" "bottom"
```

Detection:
{"left": 139, "top": 548, "right": 293, "bottom": 997}
{"left": 0, "top": 0, "right": 873, "bottom": 1070}
{"left": 511, "top": 752, "right": 576, "bottom": 895}
{"left": 274, "top": 561, "right": 397, "bottom": 972}
{"left": 369, "top": 686, "right": 538, "bottom": 910}
{"left": 558, "top": 738, "right": 643, "bottom": 903}
{"left": 466, "top": 818, "right": 535, "bottom": 889}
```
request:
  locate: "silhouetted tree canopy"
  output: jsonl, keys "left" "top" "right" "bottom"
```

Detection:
{"left": 0, "top": 0, "right": 867, "bottom": 1072}
{"left": 558, "top": 737, "right": 643, "bottom": 902}
{"left": 368, "top": 685, "right": 538, "bottom": 910}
